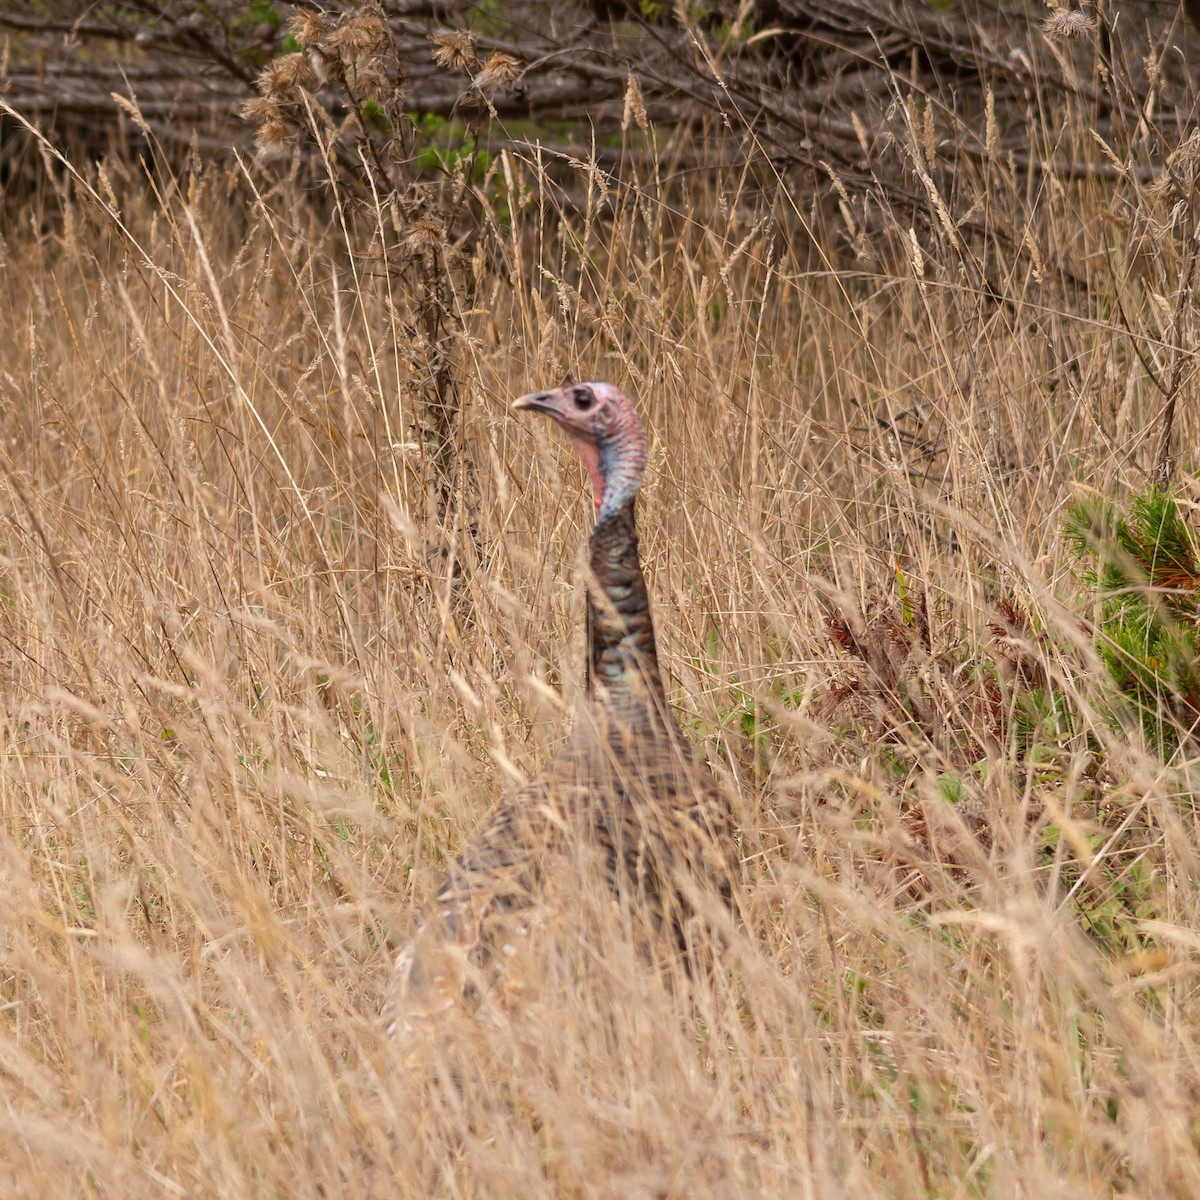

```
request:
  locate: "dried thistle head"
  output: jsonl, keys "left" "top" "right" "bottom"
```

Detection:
{"left": 407, "top": 214, "right": 445, "bottom": 250}
{"left": 255, "top": 119, "right": 294, "bottom": 162}
{"left": 288, "top": 9, "right": 327, "bottom": 50}
{"left": 240, "top": 95, "right": 282, "bottom": 125}
{"left": 431, "top": 30, "right": 478, "bottom": 73}
{"left": 352, "top": 63, "right": 391, "bottom": 102}
{"left": 257, "top": 59, "right": 298, "bottom": 97}
{"left": 1041, "top": 7, "right": 1096, "bottom": 40}
{"left": 274, "top": 51, "right": 316, "bottom": 89}
{"left": 327, "top": 8, "right": 389, "bottom": 64}
{"left": 474, "top": 51, "right": 520, "bottom": 93}
{"left": 308, "top": 49, "right": 332, "bottom": 88}
{"left": 1147, "top": 128, "right": 1200, "bottom": 208}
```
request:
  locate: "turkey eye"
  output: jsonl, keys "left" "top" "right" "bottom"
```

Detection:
{"left": 572, "top": 387, "right": 594, "bottom": 410}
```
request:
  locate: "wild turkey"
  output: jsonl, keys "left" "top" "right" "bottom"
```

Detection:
{"left": 384, "top": 380, "right": 734, "bottom": 1036}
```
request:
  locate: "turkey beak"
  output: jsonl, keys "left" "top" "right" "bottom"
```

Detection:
{"left": 512, "top": 389, "right": 562, "bottom": 415}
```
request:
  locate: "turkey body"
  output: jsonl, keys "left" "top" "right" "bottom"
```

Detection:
{"left": 385, "top": 389, "right": 734, "bottom": 1036}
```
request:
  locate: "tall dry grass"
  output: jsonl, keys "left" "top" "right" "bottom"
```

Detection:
{"left": 1, "top": 45, "right": 1200, "bottom": 1195}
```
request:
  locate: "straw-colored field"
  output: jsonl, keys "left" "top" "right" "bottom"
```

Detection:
{"left": 2, "top": 73, "right": 1200, "bottom": 1197}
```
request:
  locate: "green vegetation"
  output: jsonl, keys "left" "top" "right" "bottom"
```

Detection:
{"left": 1065, "top": 487, "right": 1200, "bottom": 755}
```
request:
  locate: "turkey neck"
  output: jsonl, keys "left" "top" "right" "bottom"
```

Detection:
{"left": 586, "top": 497, "right": 667, "bottom": 726}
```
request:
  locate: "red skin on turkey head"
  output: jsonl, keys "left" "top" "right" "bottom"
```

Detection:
{"left": 512, "top": 381, "right": 649, "bottom": 522}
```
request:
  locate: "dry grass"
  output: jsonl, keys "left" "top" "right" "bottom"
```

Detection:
{"left": 2, "top": 64, "right": 1200, "bottom": 1197}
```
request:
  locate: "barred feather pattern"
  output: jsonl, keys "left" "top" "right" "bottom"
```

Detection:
{"left": 383, "top": 399, "right": 734, "bottom": 1039}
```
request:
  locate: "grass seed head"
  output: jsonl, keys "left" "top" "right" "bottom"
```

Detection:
{"left": 623, "top": 75, "right": 648, "bottom": 132}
